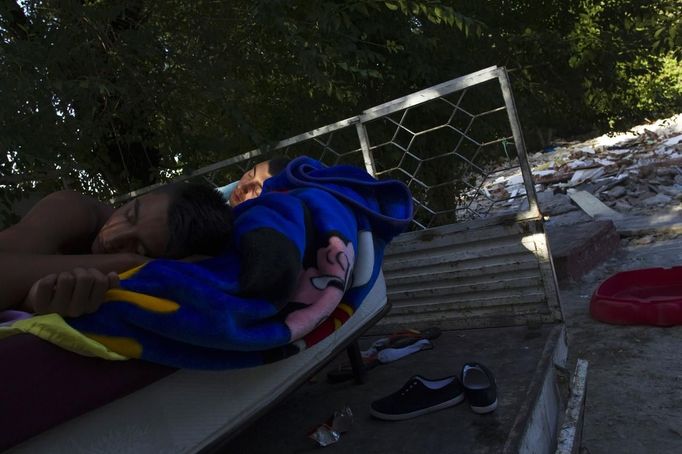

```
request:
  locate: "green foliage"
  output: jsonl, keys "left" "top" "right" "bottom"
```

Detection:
{"left": 566, "top": 0, "right": 682, "bottom": 129}
{"left": 629, "top": 54, "right": 682, "bottom": 113}
{"left": 0, "top": 0, "right": 680, "bottom": 226}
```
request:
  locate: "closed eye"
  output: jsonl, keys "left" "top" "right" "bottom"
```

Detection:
{"left": 126, "top": 199, "right": 140, "bottom": 225}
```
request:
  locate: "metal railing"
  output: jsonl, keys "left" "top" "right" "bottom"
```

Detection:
{"left": 117, "top": 66, "right": 539, "bottom": 230}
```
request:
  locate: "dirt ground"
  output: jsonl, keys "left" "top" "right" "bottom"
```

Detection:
{"left": 559, "top": 235, "right": 682, "bottom": 454}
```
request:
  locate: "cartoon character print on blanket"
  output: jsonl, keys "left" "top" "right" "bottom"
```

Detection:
{"left": 285, "top": 235, "right": 355, "bottom": 340}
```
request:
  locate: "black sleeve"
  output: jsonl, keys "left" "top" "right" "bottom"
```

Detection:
{"left": 237, "top": 228, "right": 302, "bottom": 303}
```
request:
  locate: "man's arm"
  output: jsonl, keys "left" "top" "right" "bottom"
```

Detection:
{"left": 0, "top": 191, "right": 146, "bottom": 311}
{"left": 1, "top": 252, "right": 146, "bottom": 312}
{"left": 0, "top": 190, "right": 112, "bottom": 255}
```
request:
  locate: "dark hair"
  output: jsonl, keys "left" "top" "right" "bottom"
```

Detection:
{"left": 267, "top": 157, "right": 290, "bottom": 176}
{"left": 157, "top": 182, "right": 233, "bottom": 258}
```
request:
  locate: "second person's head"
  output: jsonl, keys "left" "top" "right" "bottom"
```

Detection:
{"left": 229, "top": 157, "right": 290, "bottom": 207}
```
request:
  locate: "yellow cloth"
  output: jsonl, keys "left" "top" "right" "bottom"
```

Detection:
{"left": 0, "top": 313, "right": 128, "bottom": 360}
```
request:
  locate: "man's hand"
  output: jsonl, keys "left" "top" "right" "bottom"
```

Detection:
{"left": 25, "top": 268, "right": 120, "bottom": 317}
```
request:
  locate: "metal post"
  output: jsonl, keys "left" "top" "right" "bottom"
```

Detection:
{"left": 556, "top": 359, "right": 589, "bottom": 454}
{"left": 355, "top": 121, "right": 377, "bottom": 177}
{"left": 497, "top": 68, "right": 540, "bottom": 218}
{"left": 346, "top": 340, "right": 367, "bottom": 384}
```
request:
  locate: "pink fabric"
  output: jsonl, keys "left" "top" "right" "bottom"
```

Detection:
{"left": 286, "top": 236, "right": 354, "bottom": 339}
{"left": 0, "top": 334, "right": 174, "bottom": 451}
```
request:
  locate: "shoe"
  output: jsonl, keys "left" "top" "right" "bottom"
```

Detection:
{"left": 376, "top": 338, "right": 433, "bottom": 364}
{"left": 461, "top": 362, "right": 498, "bottom": 414}
{"left": 369, "top": 375, "right": 465, "bottom": 421}
{"left": 327, "top": 336, "right": 434, "bottom": 384}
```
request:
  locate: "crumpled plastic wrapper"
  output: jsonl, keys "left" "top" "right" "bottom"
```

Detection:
{"left": 308, "top": 406, "right": 354, "bottom": 447}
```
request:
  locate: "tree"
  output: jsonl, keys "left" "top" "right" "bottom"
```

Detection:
{"left": 1, "top": 0, "right": 680, "bottom": 227}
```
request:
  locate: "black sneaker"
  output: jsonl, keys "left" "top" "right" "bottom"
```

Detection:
{"left": 461, "top": 362, "right": 498, "bottom": 414}
{"left": 369, "top": 375, "right": 465, "bottom": 421}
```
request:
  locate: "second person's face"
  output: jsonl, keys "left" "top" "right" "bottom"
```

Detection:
{"left": 229, "top": 161, "right": 272, "bottom": 207}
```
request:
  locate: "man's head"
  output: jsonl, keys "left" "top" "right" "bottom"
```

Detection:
{"left": 229, "top": 157, "right": 290, "bottom": 207}
{"left": 92, "top": 182, "right": 233, "bottom": 258}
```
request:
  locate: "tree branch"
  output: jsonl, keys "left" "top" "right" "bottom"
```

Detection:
{"left": 1, "top": 0, "right": 30, "bottom": 40}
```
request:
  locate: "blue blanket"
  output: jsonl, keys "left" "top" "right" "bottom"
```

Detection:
{"left": 65, "top": 157, "right": 413, "bottom": 369}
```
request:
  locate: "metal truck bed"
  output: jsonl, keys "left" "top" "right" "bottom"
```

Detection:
{"left": 6, "top": 66, "right": 586, "bottom": 453}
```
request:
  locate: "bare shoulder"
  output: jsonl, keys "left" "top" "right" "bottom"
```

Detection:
{"left": 0, "top": 190, "right": 114, "bottom": 254}
{"left": 22, "top": 190, "right": 113, "bottom": 225}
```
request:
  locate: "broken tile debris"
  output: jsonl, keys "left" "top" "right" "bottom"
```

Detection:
{"left": 466, "top": 114, "right": 682, "bottom": 230}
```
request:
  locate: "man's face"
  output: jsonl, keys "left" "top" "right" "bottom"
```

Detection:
{"left": 229, "top": 160, "right": 272, "bottom": 207}
{"left": 91, "top": 191, "right": 171, "bottom": 257}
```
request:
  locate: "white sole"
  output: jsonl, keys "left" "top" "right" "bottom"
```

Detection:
{"left": 470, "top": 399, "right": 498, "bottom": 414}
{"left": 370, "top": 393, "right": 465, "bottom": 421}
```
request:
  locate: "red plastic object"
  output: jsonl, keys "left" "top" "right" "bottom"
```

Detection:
{"left": 590, "top": 267, "right": 682, "bottom": 326}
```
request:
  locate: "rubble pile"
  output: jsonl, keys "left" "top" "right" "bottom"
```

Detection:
{"left": 530, "top": 128, "right": 682, "bottom": 216}
{"left": 472, "top": 114, "right": 682, "bottom": 220}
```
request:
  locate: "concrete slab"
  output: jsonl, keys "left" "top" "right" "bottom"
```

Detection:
{"left": 567, "top": 190, "right": 624, "bottom": 220}
{"left": 545, "top": 209, "right": 593, "bottom": 227}
{"left": 223, "top": 324, "right": 557, "bottom": 454}
{"left": 547, "top": 220, "right": 620, "bottom": 283}
{"left": 545, "top": 206, "right": 682, "bottom": 284}
{"left": 613, "top": 211, "right": 682, "bottom": 237}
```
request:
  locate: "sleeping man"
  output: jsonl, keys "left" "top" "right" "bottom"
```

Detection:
{"left": 0, "top": 157, "right": 289, "bottom": 319}
{"left": 0, "top": 182, "right": 233, "bottom": 317}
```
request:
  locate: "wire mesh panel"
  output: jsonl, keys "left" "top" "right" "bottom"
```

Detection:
{"left": 116, "top": 66, "right": 539, "bottom": 231}
{"left": 363, "top": 77, "right": 533, "bottom": 229}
